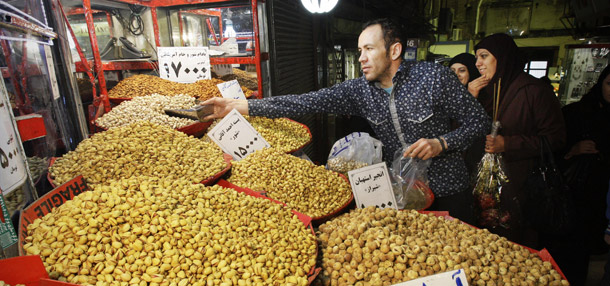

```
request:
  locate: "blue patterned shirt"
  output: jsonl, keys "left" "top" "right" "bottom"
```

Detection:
{"left": 249, "top": 61, "right": 491, "bottom": 197}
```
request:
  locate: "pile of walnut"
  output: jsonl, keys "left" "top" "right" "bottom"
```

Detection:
{"left": 95, "top": 94, "right": 198, "bottom": 129}
{"left": 228, "top": 148, "right": 352, "bottom": 219}
{"left": 49, "top": 121, "right": 226, "bottom": 186}
{"left": 108, "top": 74, "right": 253, "bottom": 101}
{"left": 23, "top": 177, "right": 317, "bottom": 286}
{"left": 206, "top": 115, "right": 311, "bottom": 153}
{"left": 317, "top": 207, "right": 570, "bottom": 286}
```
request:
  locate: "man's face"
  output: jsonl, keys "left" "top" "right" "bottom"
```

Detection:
{"left": 358, "top": 24, "right": 393, "bottom": 83}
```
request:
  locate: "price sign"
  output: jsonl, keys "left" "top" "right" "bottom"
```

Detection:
{"left": 0, "top": 90, "right": 27, "bottom": 195}
{"left": 207, "top": 109, "right": 270, "bottom": 160}
{"left": 158, "top": 47, "right": 211, "bottom": 83}
{"left": 348, "top": 162, "right": 397, "bottom": 209}
{"left": 392, "top": 269, "right": 469, "bottom": 286}
{"left": 217, "top": 80, "right": 246, "bottom": 100}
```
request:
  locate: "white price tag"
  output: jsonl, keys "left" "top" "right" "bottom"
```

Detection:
{"left": 348, "top": 162, "right": 397, "bottom": 209}
{"left": 0, "top": 90, "right": 27, "bottom": 195}
{"left": 217, "top": 80, "right": 246, "bottom": 100}
{"left": 158, "top": 47, "right": 211, "bottom": 83}
{"left": 207, "top": 109, "right": 270, "bottom": 160}
{"left": 392, "top": 269, "right": 469, "bottom": 286}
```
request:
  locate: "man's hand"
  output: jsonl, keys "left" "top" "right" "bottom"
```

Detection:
{"left": 564, "top": 140, "right": 599, "bottom": 160}
{"left": 403, "top": 138, "right": 443, "bottom": 160}
{"left": 468, "top": 75, "right": 490, "bottom": 98}
{"left": 201, "top": 97, "right": 249, "bottom": 121}
{"left": 485, "top": 134, "right": 505, "bottom": 153}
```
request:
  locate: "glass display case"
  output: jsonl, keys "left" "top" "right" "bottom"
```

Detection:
{"left": 559, "top": 43, "right": 610, "bottom": 105}
{"left": 0, "top": 0, "right": 86, "bottom": 256}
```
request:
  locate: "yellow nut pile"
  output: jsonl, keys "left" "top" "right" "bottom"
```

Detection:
{"left": 23, "top": 177, "right": 317, "bottom": 286}
{"left": 95, "top": 94, "right": 198, "bottom": 129}
{"left": 49, "top": 121, "right": 226, "bottom": 185}
{"left": 228, "top": 148, "right": 352, "bottom": 219}
{"left": 0, "top": 282, "right": 25, "bottom": 286}
{"left": 206, "top": 116, "right": 311, "bottom": 153}
{"left": 317, "top": 207, "right": 570, "bottom": 286}
{"left": 108, "top": 74, "right": 253, "bottom": 101}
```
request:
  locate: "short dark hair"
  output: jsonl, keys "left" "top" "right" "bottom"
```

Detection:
{"left": 363, "top": 18, "right": 406, "bottom": 58}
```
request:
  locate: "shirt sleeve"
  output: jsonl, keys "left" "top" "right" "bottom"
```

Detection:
{"left": 436, "top": 66, "right": 491, "bottom": 151}
{"left": 248, "top": 79, "right": 363, "bottom": 118}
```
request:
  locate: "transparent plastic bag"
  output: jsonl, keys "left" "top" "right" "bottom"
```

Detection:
{"left": 326, "top": 132, "right": 383, "bottom": 176}
{"left": 390, "top": 146, "right": 432, "bottom": 210}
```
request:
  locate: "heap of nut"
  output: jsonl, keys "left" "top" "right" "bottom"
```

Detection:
{"left": 108, "top": 74, "right": 253, "bottom": 101}
{"left": 228, "top": 148, "right": 352, "bottom": 219}
{"left": 95, "top": 94, "right": 198, "bottom": 129}
{"left": 49, "top": 121, "right": 227, "bottom": 186}
{"left": 327, "top": 157, "right": 369, "bottom": 177}
{"left": 219, "top": 68, "right": 258, "bottom": 91}
{"left": 316, "top": 207, "right": 570, "bottom": 286}
{"left": 23, "top": 177, "right": 317, "bottom": 286}
{"left": 4, "top": 156, "right": 47, "bottom": 215}
{"left": 0, "top": 282, "right": 24, "bottom": 286}
{"left": 206, "top": 116, "right": 311, "bottom": 153}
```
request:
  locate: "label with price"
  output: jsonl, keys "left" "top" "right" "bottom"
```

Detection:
{"left": 348, "top": 162, "right": 397, "bottom": 210}
{"left": 0, "top": 90, "right": 27, "bottom": 195}
{"left": 217, "top": 79, "right": 246, "bottom": 100}
{"left": 207, "top": 109, "right": 270, "bottom": 161}
{"left": 391, "top": 269, "right": 469, "bottom": 286}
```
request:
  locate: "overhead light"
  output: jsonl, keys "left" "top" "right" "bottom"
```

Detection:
{"left": 301, "top": 0, "right": 338, "bottom": 13}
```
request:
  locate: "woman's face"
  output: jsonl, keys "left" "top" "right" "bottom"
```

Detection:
{"left": 475, "top": 48, "right": 497, "bottom": 80}
{"left": 450, "top": 63, "right": 470, "bottom": 86}
{"left": 602, "top": 74, "right": 610, "bottom": 103}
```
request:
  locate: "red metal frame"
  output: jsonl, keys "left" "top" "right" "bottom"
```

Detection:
{"left": 151, "top": 7, "right": 161, "bottom": 46}
{"left": 82, "top": 0, "right": 110, "bottom": 114}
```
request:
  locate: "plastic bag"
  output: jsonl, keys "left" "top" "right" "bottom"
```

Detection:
{"left": 389, "top": 146, "right": 432, "bottom": 210}
{"left": 326, "top": 132, "right": 383, "bottom": 176}
{"left": 473, "top": 122, "right": 510, "bottom": 228}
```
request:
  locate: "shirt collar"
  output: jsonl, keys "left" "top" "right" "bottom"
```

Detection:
{"left": 368, "top": 60, "right": 407, "bottom": 88}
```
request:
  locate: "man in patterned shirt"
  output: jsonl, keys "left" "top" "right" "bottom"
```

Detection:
{"left": 202, "top": 18, "right": 490, "bottom": 222}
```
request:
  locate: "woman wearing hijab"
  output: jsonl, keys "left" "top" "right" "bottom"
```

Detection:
{"left": 449, "top": 53, "right": 484, "bottom": 97}
{"left": 474, "top": 33, "right": 566, "bottom": 247}
{"left": 563, "top": 65, "right": 610, "bottom": 285}
{"left": 449, "top": 53, "right": 486, "bottom": 178}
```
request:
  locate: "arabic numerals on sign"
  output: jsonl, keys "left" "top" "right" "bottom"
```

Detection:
{"left": 207, "top": 109, "right": 270, "bottom": 161}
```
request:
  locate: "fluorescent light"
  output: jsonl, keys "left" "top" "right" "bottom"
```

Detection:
{"left": 301, "top": 0, "right": 339, "bottom": 13}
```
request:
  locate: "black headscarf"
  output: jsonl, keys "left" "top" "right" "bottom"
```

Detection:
{"left": 581, "top": 64, "right": 610, "bottom": 107}
{"left": 475, "top": 33, "right": 526, "bottom": 101}
{"left": 449, "top": 53, "right": 481, "bottom": 84}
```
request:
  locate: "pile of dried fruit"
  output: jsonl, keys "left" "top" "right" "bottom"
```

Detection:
{"left": 316, "top": 207, "right": 570, "bottom": 286}
{"left": 108, "top": 74, "right": 253, "bottom": 101}
{"left": 206, "top": 115, "right": 311, "bottom": 153}
{"left": 95, "top": 94, "right": 197, "bottom": 129}
{"left": 24, "top": 177, "right": 317, "bottom": 286}
{"left": 228, "top": 148, "right": 352, "bottom": 219}
{"left": 49, "top": 122, "right": 226, "bottom": 185}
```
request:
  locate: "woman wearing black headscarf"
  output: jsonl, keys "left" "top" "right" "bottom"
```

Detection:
{"left": 474, "top": 33, "right": 566, "bottom": 247}
{"left": 562, "top": 65, "right": 610, "bottom": 285}
{"left": 449, "top": 53, "right": 485, "bottom": 97}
